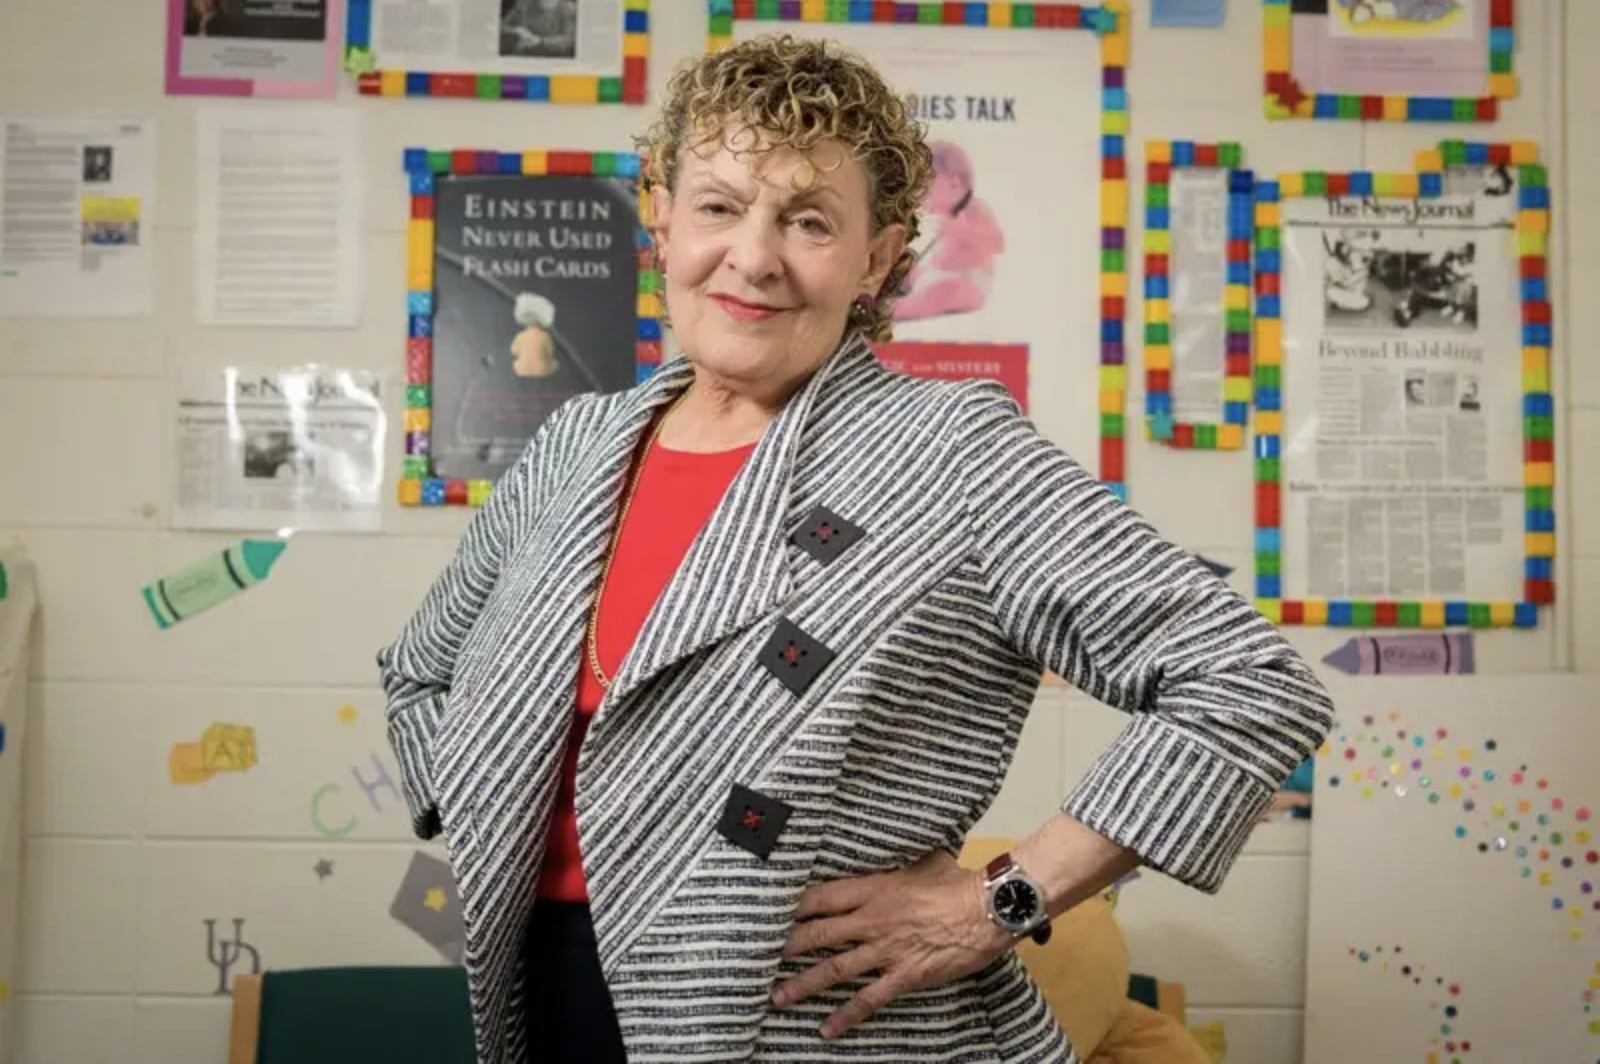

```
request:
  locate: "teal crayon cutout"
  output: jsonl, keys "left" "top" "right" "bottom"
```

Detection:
{"left": 143, "top": 539, "right": 286, "bottom": 630}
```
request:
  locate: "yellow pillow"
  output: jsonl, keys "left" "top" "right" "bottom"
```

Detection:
{"left": 957, "top": 838, "right": 1132, "bottom": 1057}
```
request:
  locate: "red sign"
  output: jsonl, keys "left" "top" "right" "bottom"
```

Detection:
{"left": 871, "top": 341, "right": 1029, "bottom": 413}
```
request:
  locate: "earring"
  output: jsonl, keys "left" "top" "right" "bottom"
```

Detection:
{"left": 849, "top": 294, "right": 873, "bottom": 326}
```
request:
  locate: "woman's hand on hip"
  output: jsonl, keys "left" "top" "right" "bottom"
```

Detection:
{"left": 771, "top": 850, "right": 1013, "bottom": 1038}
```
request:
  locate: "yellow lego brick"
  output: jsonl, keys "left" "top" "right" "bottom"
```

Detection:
{"left": 1100, "top": 271, "right": 1127, "bottom": 298}
{"left": 1100, "top": 365, "right": 1126, "bottom": 393}
{"left": 403, "top": 408, "right": 431, "bottom": 432}
{"left": 1511, "top": 141, "right": 1539, "bottom": 164}
{"left": 1294, "top": 97, "right": 1315, "bottom": 118}
{"left": 407, "top": 263, "right": 433, "bottom": 291}
{"left": 1144, "top": 345, "right": 1172, "bottom": 371}
{"left": 1101, "top": 180, "right": 1128, "bottom": 225}
{"left": 1522, "top": 346, "right": 1550, "bottom": 373}
{"left": 1383, "top": 96, "right": 1408, "bottom": 122}
{"left": 521, "top": 151, "right": 549, "bottom": 176}
{"left": 624, "top": 0, "right": 649, "bottom": 9}
{"left": 987, "top": 2, "right": 1013, "bottom": 26}
{"left": 1518, "top": 230, "right": 1546, "bottom": 256}
{"left": 1263, "top": 27, "right": 1291, "bottom": 71}
{"left": 398, "top": 479, "right": 422, "bottom": 506}
{"left": 1224, "top": 285, "right": 1250, "bottom": 311}
{"left": 1255, "top": 319, "right": 1282, "bottom": 364}
{"left": 1373, "top": 173, "right": 1398, "bottom": 197}
{"left": 1279, "top": 173, "right": 1304, "bottom": 198}
{"left": 1525, "top": 532, "right": 1556, "bottom": 557}
{"left": 1102, "top": 110, "right": 1129, "bottom": 136}
{"left": 1525, "top": 462, "right": 1555, "bottom": 488}
{"left": 1217, "top": 423, "right": 1245, "bottom": 450}
{"left": 1098, "top": 389, "right": 1124, "bottom": 415}
{"left": 1301, "top": 599, "right": 1329, "bottom": 625}
{"left": 1490, "top": 73, "right": 1518, "bottom": 100}
{"left": 1255, "top": 410, "right": 1282, "bottom": 436}
{"left": 1146, "top": 298, "right": 1170, "bottom": 325}
{"left": 380, "top": 70, "right": 406, "bottom": 96}
{"left": 1223, "top": 377, "right": 1252, "bottom": 403}
{"left": 1255, "top": 202, "right": 1281, "bottom": 228}
{"left": 551, "top": 76, "right": 598, "bottom": 104}
{"left": 623, "top": 33, "right": 649, "bottom": 58}
{"left": 1489, "top": 602, "right": 1517, "bottom": 627}
{"left": 1256, "top": 599, "right": 1283, "bottom": 623}
{"left": 1419, "top": 601, "right": 1446, "bottom": 627}
{"left": 801, "top": 0, "right": 825, "bottom": 18}
{"left": 1147, "top": 141, "right": 1172, "bottom": 164}
{"left": 1101, "top": 34, "right": 1128, "bottom": 68}
{"left": 1393, "top": 173, "right": 1420, "bottom": 198}
{"left": 637, "top": 292, "right": 662, "bottom": 318}
{"left": 1265, "top": 97, "right": 1292, "bottom": 121}
{"left": 1522, "top": 365, "right": 1550, "bottom": 392}
{"left": 1519, "top": 209, "right": 1549, "bottom": 233}
{"left": 1143, "top": 230, "right": 1171, "bottom": 255}
{"left": 707, "top": 35, "right": 732, "bottom": 52}
{"left": 1414, "top": 149, "right": 1444, "bottom": 173}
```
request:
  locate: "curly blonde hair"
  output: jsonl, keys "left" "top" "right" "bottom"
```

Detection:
{"left": 634, "top": 34, "right": 933, "bottom": 343}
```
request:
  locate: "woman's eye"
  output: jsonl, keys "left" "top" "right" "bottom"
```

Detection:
{"left": 795, "top": 216, "right": 830, "bottom": 235}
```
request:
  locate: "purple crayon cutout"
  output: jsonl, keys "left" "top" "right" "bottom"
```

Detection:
{"left": 1322, "top": 633, "right": 1476, "bottom": 676}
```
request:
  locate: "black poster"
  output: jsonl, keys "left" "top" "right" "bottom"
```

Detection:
{"left": 429, "top": 173, "right": 640, "bottom": 484}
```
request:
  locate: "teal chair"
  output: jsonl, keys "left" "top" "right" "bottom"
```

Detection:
{"left": 229, "top": 967, "right": 476, "bottom": 1064}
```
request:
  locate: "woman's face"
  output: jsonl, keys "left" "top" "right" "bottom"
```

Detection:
{"left": 651, "top": 125, "right": 904, "bottom": 393}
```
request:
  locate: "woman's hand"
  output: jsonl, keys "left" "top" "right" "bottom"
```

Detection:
{"left": 771, "top": 850, "right": 1014, "bottom": 1038}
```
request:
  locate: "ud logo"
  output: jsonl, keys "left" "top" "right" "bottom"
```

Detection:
{"left": 204, "top": 917, "right": 261, "bottom": 995}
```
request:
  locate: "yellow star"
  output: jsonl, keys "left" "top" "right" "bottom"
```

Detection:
{"left": 337, "top": 704, "right": 358, "bottom": 725}
{"left": 423, "top": 887, "right": 448, "bottom": 912}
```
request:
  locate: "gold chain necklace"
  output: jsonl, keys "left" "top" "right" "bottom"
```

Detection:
{"left": 586, "top": 389, "right": 691, "bottom": 690}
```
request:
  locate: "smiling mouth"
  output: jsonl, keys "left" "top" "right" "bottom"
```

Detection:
{"left": 710, "top": 294, "right": 790, "bottom": 321}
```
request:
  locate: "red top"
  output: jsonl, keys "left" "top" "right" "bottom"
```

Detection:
{"left": 536, "top": 425, "right": 757, "bottom": 902}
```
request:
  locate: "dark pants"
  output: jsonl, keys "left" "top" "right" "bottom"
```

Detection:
{"left": 523, "top": 902, "right": 627, "bottom": 1062}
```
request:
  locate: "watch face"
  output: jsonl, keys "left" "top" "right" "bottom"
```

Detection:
{"left": 992, "top": 879, "right": 1041, "bottom": 929}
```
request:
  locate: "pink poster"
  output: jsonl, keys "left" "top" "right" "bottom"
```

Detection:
{"left": 1292, "top": 0, "right": 1491, "bottom": 99}
{"left": 166, "top": 0, "right": 342, "bottom": 98}
{"left": 872, "top": 341, "right": 1029, "bottom": 413}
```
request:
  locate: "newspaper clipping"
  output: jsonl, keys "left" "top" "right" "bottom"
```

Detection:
{"left": 1279, "top": 168, "right": 1523, "bottom": 603}
{"left": 173, "top": 366, "right": 386, "bottom": 534}
{"left": 368, "top": 0, "right": 622, "bottom": 79}
{"left": 1169, "top": 167, "right": 1230, "bottom": 423}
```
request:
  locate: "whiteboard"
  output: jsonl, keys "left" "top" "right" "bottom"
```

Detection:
{"left": 1304, "top": 674, "right": 1600, "bottom": 1064}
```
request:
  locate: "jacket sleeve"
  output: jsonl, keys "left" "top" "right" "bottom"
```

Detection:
{"left": 376, "top": 401, "right": 576, "bottom": 839}
{"left": 957, "top": 380, "right": 1335, "bottom": 893}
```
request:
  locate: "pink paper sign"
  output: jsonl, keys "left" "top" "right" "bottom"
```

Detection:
{"left": 166, "top": 0, "right": 342, "bottom": 98}
{"left": 872, "top": 341, "right": 1030, "bottom": 413}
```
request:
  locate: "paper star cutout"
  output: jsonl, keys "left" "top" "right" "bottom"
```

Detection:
{"left": 423, "top": 887, "right": 448, "bottom": 912}
{"left": 337, "top": 704, "right": 358, "bottom": 725}
{"left": 313, "top": 858, "right": 334, "bottom": 880}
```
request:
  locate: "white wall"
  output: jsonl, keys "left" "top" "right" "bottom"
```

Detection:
{"left": 0, "top": 3, "right": 1588, "bottom": 1063}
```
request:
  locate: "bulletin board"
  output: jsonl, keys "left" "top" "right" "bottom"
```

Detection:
{"left": 1304, "top": 674, "right": 1600, "bottom": 1064}
{"left": 714, "top": 3, "right": 1132, "bottom": 498}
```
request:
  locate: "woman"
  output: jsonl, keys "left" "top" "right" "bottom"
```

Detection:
{"left": 378, "top": 35, "right": 1335, "bottom": 1064}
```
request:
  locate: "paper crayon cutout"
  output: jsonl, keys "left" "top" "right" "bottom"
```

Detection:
{"left": 142, "top": 539, "right": 286, "bottom": 629}
{"left": 1196, "top": 555, "right": 1234, "bottom": 579}
{"left": 0, "top": 559, "right": 8, "bottom": 600}
{"left": 1322, "top": 633, "right": 1476, "bottom": 676}
{"left": 168, "top": 742, "right": 214, "bottom": 785}
{"left": 390, "top": 851, "right": 465, "bottom": 963}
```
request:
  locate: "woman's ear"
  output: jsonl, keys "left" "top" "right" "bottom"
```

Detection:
{"left": 862, "top": 223, "right": 908, "bottom": 298}
{"left": 648, "top": 185, "right": 673, "bottom": 267}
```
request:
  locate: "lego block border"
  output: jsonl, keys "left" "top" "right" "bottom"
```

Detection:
{"left": 1263, "top": 0, "right": 1516, "bottom": 123}
{"left": 1143, "top": 140, "right": 1254, "bottom": 450}
{"left": 705, "top": 0, "right": 1133, "bottom": 500}
{"left": 1251, "top": 139, "right": 1553, "bottom": 629}
{"left": 396, "top": 148, "right": 662, "bottom": 508}
{"left": 345, "top": 0, "right": 650, "bottom": 104}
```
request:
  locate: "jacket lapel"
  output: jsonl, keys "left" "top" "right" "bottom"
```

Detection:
{"left": 597, "top": 331, "right": 878, "bottom": 713}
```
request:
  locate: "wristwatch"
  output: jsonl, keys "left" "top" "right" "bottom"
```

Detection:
{"left": 982, "top": 852, "right": 1052, "bottom": 945}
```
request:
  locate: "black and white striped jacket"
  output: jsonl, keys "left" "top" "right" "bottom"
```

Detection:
{"left": 378, "top": 331, "right": 1335, "bottom": 1064}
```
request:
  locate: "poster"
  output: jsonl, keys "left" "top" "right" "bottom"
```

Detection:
{"left": 0, "top": 116, "right": 155, "bottom": 318}
{"left": 731, "top": 17, "right": 1102, "bottom": 460}
{"left": 166, "top": 0, "right": 341, "bottom": 97}
{"left": 1151, "top": 0, "right": 1225, "bottom": 28}
{"left": 427, "top": 172, "right": 639, "bottom": 485}
{"left": 1303, "top": 677, "right": 1598, "bottom": 1064}
{"left": 194, "top": 105, "right": 364, "bottom": 327}
{"left": 172, "top": 365, "right": 386, "bottom": 533}
{"left": 1290, "top": 0, "right": 1491, "bottom": 98}
{"left": 873, "top": 342, "right": 1029, "bottom": 412}
{"left": 1278, "top": 167, "right": 1524, "bottom": 603}
{"left": 1169, "top": 167, "right": 1230, "bottom": 423}
{"left": 365, "top": 0, "right": 621, "bottom": 79}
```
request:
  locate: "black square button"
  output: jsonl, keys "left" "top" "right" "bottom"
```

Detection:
{"left": 790, "top": 505, "right": 865, "bottom": 565}
{"left": 758, "top": 618, "right": 836, "bottom": 697}
{"left": 716, "top": 783, "right": 793, "bottom": 859}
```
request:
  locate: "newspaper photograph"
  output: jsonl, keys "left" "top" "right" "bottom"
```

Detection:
{"left": 173, "top": 365, "right": 386, "bottom": 534}
{"left": 368, "top": 0, "right": 624, "bottom": 79}
{"left": 1279, "top": 173, "right": 1523, "bottom": 603}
